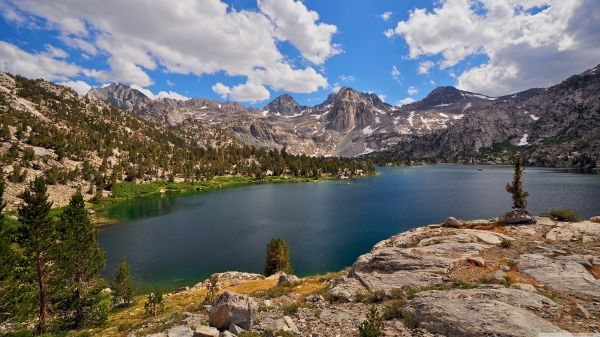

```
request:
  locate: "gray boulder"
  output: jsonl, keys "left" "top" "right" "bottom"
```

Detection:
{"left": 443, "top": 217, "right": 463, "bottom": 228}
{"left": 209, "top": 291, "right": 258, "bottom": 330}
{"left": 404, "top": 288, "right": 563, "bottom": 337}
{"left": 192, "top": 325, "right": 219, "bottom": 337}
{"left": 516, "top": 254, "right": 600, "bottom": 300}
{"left": 277, "top": 273, "right": 300, "bottom": 287}
{"left": 498, "top": 210, "right": 536, "bottom": 224}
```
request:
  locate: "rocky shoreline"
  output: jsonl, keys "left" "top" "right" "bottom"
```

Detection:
{"left": 132, "top": 215, "right": 600, "bottom": 337}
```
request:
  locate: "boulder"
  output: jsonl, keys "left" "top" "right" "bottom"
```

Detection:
{"left": 512, "top": 283, "right": 537, "bottom": 292}
{"left": 498, "top": 210, "right": 536, "bottom": 225}
{"left": 46, "top": 159, "right": 64, "bottom": 168}
{"left": 590, "top": 215, "right": 600, "bottom": 223}
{"left": 209, "top": 291, "right": 258, "bottom": 330}
{"left": 443, "top": 217, "right": 462, "bottom": 228}
{"left": 485, "top": 270, "right": 508, "bottom": 283}
{"left": 516, "top": 254, "right": 600, "bottom": 300}
{"left": 327, "top": 276, "right": 367, "bottom": 302}
{"left": 404, "top": 288, "right": 563, "bottom": 337}
{"left": 228, "top": 324, "right": 244, "bottom": 334}
{"left": 192, "top": 325, "right": 219, "bottom": 337}
{"left": 574, "top": 303, "right": 591, "bottom": 319}
{"left": 305, "top": 293, "right": 325, "bottom": 303}
{"left": 256, "top": 315, "right": 300, "bottom": 335}
{"left": 277, "top": 273, "right": 300, "bottom": 287}
{"left": 219, "top": 332, "right": 235, "bottom": 337}
{"left": 466, "top": 256, "right": 485, "bottom": 267}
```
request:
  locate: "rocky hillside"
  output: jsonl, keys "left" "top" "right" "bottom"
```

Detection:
{"left": 0, "top": 73, "right": 374, "bottom": 209}
{"left": 374, "top": 65, "right": 600, "bottom": 168}
{"left": 73, "top": 215, "right": 600, "bottom": 337}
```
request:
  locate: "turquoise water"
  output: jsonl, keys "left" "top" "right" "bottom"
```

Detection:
{"left": 98, "top": 165, "right": 600, "bottom": 290}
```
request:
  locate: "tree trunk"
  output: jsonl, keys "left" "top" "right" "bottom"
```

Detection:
{"left": 35, "top": 254, "right": 47, "bottom": 335}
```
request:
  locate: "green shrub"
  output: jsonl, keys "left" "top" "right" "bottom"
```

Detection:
{"left": 251, "top": 285, "right": 293, "bottom": 299}
{"left": 498, "top": 238, "right": 513, "bottom": 249}
{"left": 144, "top": 290, "right": 164, "bottom": 317}
{"left": 383, "top": 300, "right": 405, "bottom": 320}
{"left": 203, "top": 275, "right": 219, "bottom": 305}
{"left": 357, "top": 306, "right": 385, "bottom": 337}
{"left": 453, "top": 279, "right": 478, "bottom": 289}
{"left": 282, "top": 303, "right": 301, "bottom": 315}
{"left": 238, "top": 332, "right": 262, "bottom": 337}
{"left": 548, "top": 208, "right": 580, "bottom": 222}
{"left": 356, "top": 290, "right": 387, "bottom": 303}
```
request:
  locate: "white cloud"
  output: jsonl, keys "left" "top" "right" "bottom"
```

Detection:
{"left": 408, "top": 86, "right": 418, "bottom": 95}
{"left": 212, "top": 83, "right": 231, "bottom": 99}
{"left": 417, "top": 60, "right": 434, "bottom": 74}
{"left": 379, "top": 11, "right": 393, "bottom": 21}
{"left": 396, "top": 97, "right": 416, "bottom": 106}
{"left": 258, "top": 0, "right": 340, "bottom": 65}
{"left": 387, "top": 0, "right": 600, "bottom": 95}
{"left": 212, "top": 82, "right": 269, "bottom": 102}
{"left": 0, "top": 41, "right": 83, "bottom": 81}
{"left": 59, "top": 79, "right": 91, "bottom": 95}
{"left": 391, "top": 66, "right": 401, "bottom": 81}
{"left": 331, "top": 83, "right": 341, "bottom": 93}
{"left": 377, "top": 94, "right": 387, "bottom": 102}
{"left": 44, "top": 44, "right": 68, "bottom": 58}
{"left": 339, "top": 74, "right": 355, "bottom": 83}
{"left": 130, "top": 84, "right": 189, "bottom": 101}
{"left": 3, "top": 0, "right": 339, "bottom": 102}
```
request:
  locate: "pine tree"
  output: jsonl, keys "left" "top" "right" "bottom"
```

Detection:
{"left": 112, "top": 256, "right": 133, "bottom": 307}
{"left": 18, "top": 177, "right": 54, "bottom": 335}
{"left": 264, "top": 237, "right": 293, "bottom": 276}
{"left": 506, "top": 157, "right": 529, "bottom": 211}
{"left": 57, "top": 190, "right": 106, "bottom": 328}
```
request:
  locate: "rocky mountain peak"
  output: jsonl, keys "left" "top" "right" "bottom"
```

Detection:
{"left": 87, "top": 82, "right": 150, "bottom": 111}
{"left": 263, "top": 93, "right": 303, "bottom": 116}
{"left": 417, "top": 86, "right": 465, "bottom": 107}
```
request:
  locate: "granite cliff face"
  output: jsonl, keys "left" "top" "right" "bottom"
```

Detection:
{"left": 87, "top": 65, "right": 600, "bottom": 166}
{"left": 377, "top": 65, "right": 600, "bottom": 167}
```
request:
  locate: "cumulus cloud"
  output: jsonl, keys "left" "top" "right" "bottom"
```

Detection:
{"left": 396, "top": 97, "right": 416, "bottom": 106}
{"left": 3, "top": 0, "right": 339, "bottom": 102}
{"left": 379, "top": 11, "right": 393, "bottom": 21}
{"left": 0, "top": 41, "right": 83, "bottom": 80}
{"left": 131, "top": 84, "right": 189, "bottom": 101}
{"left": 386, "top": 0, "right": 600, "bottom": 95}
{"left": 417, "top": 60, "right": 434, "bottom": 75}
{"left": 408, "top": 86, "right": 418, "bottom": 95}
{"left": 211, "top": 82, "right": 270, "bottom": 103}
{"left": 59, "top": 79, "right": 91, "bottom": 95}
{"left": 258, "top": 0, "right": 340, "bottom": 65}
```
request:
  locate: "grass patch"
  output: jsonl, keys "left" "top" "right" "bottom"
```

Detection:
{"left": 546, "top": 208, "right": 580, "bottom": 222}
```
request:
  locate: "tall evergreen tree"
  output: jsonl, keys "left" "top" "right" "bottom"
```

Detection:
{"left": 264, "top": 237, "right": 293, "bottom": 276}
{"left": 506, "top": 157, "right": 529, "bottom": 211}
{"left": 18, "top": 177, "right": 54, "bottom": 335}
{"left": 57, "top": 190, "right": 106, "bottom": 328}
{"left": 112, "top": 256, "right": 133, "bottom": 307}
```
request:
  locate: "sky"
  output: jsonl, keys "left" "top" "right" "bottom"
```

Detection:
{"left": 0, "top": 0, "right": 599, "bottom": 107}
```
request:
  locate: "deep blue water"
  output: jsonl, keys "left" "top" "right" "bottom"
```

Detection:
{"left": 98, "top": 165, "right": 600, "bottom": 290}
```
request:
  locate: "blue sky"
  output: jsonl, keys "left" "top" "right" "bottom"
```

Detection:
{"left": 0, "top": 0, "right": 598, "bottom": 107}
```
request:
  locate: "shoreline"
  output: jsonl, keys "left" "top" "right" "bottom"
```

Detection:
{"left": 90, "top": 173, "right": 373, "bottom": 226}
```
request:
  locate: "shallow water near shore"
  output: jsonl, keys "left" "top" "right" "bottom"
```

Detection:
{"left": 98, "top": 164, "right": 600, "bottom": 291}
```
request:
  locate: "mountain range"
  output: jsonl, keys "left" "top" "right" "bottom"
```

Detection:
{"left": 87, "top": 64, "right": 600, "bottom": 167}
